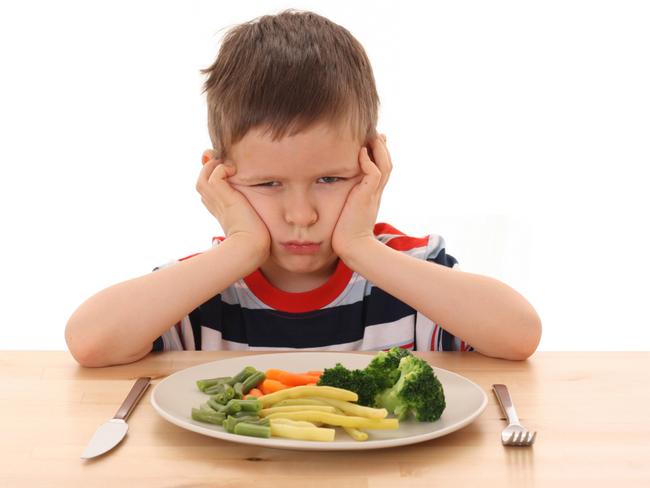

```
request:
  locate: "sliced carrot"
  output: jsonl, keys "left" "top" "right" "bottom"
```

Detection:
{"left": 244, "top": 388, "right": 263, "bottom": 399}
{"left": 260, "top": 378, "right": 290, "bottom": 395}
{"left": 305, "top": 370, "right": 323, "bottom": 377}
{"left": 265, "top": 369, "right": 321, "bottom": 387}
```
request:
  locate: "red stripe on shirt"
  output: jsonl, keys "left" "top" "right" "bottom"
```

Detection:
{"left": 373, "top": 223, "right": 429, "bottom": 251}
{"left": 381, "top": 342, "right": 414, "bottom": 352}
{"left": 385, "top": 235, "right": 429, "bottom": 251}
{"left": 431, "top": 324, "right": 439, "bottom": 351}
{"left": 179, "top": 252, "right": 203, "bottom": 261}
{"left": 243, "top": 258, "right": 354, "bottom": 313}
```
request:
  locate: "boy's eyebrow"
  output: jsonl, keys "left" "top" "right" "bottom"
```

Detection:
{"left": 237, "top": 167, "right": 358, "bottom": 182}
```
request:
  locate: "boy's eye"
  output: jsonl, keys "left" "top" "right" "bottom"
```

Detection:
{"left": 254, "top": 177, "right": 343, "bottom": 187}
{"left": 318, "top": 177, "right": 343, "bottom": 184}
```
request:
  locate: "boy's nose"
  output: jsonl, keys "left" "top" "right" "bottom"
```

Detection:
{"left": 284, "top": 196, "right": 318, "bottom": 227}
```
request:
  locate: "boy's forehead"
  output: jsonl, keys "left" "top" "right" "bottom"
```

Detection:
{"left": 228, "top": 122, "right": 361, "bottom": 176}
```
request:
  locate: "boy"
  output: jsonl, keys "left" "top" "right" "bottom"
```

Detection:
{"left": 65, "top": 9, "right": 541, "bottom": 367}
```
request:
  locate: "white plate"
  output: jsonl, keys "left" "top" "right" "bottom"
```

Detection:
{"left": 150, "top": 352, "right": 488, "bottom": 451}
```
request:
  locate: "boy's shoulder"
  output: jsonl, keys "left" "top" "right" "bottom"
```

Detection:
{"left": 372, "top": 222, "right": 455, "bottom": 266}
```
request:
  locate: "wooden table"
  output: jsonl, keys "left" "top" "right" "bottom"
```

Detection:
{"left": 1, "top": 351, "right": 649, "bottom": 487}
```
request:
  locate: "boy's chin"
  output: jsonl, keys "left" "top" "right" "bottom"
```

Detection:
{"left": 273, "top": 254, "right": 337, "bottom": 274}
{"left": 277, "top": 258, "right": 326, "bottom": 274}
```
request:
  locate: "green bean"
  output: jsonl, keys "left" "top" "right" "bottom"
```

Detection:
{"left": 232, "top": 411, "right": 260, "bottom": 419}
{"left": 225, "top": 399, "right": 262, "bottom": 415}
{"left": 191, "top": 408, "right": 226, "bottom": 425}
{"left": 241, "top": 371, "right": 266, "bottom": 394}
{"left": 222, "top": 415, "right": 238, "bottom": 433}
{"left": 233, "top": 422, "right": 271, "bottom": 438}
{"left": 225, "top": 401, "right": 242, "bottom": 415}
{"left": 226, "top": 366, "right": 258, "bottom": 386}
{"left": 211, "top": 383, "right": 235, "bottom": 404}
{"left": 196, "top": 376, "right": 231, "bottom": 392}
{"left": 207, "top": 398, "right": 229, "bottom": 413}
{"left": 192, "top": 368, "right": 267, "bottom": 435}
{"left": 222, "top": 414, "right": 268, "bottom": 433}
{"left": 204, "top": 382, "right": 229, "bottom": 395}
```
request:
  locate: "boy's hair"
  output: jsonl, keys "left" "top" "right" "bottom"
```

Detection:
{"left": 200, "top": 9, "right": 380, "bottom": 159}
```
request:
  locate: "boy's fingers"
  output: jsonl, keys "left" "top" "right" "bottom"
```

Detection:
{"left": 197, "top": 160, "right": 216, "bottom": 191}
{"left": 208, "top": 163, "right": 236, "bottom": 185}
{"left": 198, "top": 158, "right": 221, "bottom": 183}
{"left": 201, "top": 163, "right": 245, "bottom": 208}
{"left": 371, "top": 135, "right": 392, "bottom": 190}
{"left": 359, "top": 147, "right": 382, "bottom": 192}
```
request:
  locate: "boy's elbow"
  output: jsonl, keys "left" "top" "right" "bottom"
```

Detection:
{"left": 479, "top": 310, "right": 541, "bottom": 361}
{"left": 65, "top": 318, "right": 102, "bottom": 367}
{"left": 65, "top": 318, "right": 153, "bottom": 368}
{"left": 510, "top": 310, "right": 542, "bottom": 360}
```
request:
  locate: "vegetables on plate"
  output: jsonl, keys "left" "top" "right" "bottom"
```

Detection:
{"left": 190, "top": 347, "right": 445, "bottom": 442}
{"left": 317, "top": 347, "right": 446, "bottom": 422}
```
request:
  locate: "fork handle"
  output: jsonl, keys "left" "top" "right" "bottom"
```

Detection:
{"left": 492, "top": 384, "right": 521, "bottom": 425}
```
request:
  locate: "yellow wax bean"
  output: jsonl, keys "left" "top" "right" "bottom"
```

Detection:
{"left": 259, "top": 385, "right": 358, "bottom": 407}
{"left": 270, "top": 421, "right": 335, "bottom": 442}
{"left": 310, "top": 397, "right": 388, "bottom": 419}
{"left": 343, "top": 426, "right": 369, "bottom": 441}
{"left": 259, "top": 405, "right": 337, "bottom": 417}
{"left": 266, "top": 411, "right": 399, "bottom": 430}
{"left": 269, "top": 418, "right": 318, "bottom": 428}
{"left": 274, "top": 398, "right": 331, "bottom": 407}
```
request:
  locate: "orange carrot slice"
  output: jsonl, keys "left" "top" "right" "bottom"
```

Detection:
{"left": 265, "top": 369, "right": 322, "bottom": 387}
{"left": 244, "top": 388, "right": 263, "bottom": 399}
{"left": 260, "top": 378, "right": 290, "bottom": 395}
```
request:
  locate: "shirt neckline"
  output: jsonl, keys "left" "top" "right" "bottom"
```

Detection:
{"left": 242, "top": 258, "right": 354, "bottom": 313}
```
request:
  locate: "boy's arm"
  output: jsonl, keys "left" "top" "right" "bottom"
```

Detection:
{"left": 332, "top": 135, "right": 540, "bottom": 360}
{"left": 65, "top": 237, "right": 265, "bottom": 368}
{"left": 340, "top": 237, "right": 542, "bottom": 360}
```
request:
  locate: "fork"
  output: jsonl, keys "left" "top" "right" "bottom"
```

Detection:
{"left": 492, "top": 384, "right": 537, "bottom": 446}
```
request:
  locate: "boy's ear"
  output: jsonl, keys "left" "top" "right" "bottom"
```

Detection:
{"left": 201, "top": 149, "right": 218, "bottom": 166}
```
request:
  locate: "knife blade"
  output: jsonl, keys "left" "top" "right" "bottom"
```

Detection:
{"left": 81, "top": 377, "right": 151, "bottom": 460}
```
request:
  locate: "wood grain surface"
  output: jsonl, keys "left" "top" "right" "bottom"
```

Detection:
{"left": 1, "top": 351, "right": 648, "bottom": 487}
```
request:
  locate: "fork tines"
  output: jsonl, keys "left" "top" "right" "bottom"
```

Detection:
{"left": 505, "top": 431, "right": 537, "bottom": 446}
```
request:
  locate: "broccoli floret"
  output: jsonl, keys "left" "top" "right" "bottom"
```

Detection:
{"left": 318, "top": 348, "right": 446, "bottom": 421}
{"left": 373, "top": 355, "right": 446, "bottom": 422}
{"left": 364, "top": 347, "right": 413, "bottom": 390}
{"left": 317, "top": 363, "right": 380, "bottom": 406}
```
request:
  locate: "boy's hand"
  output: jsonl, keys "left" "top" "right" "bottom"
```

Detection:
{"left": 196, "top": 158, "right": 271, "bottom": 262}
{"left": 332, "top": 134, "right": 392, "bottom": 261}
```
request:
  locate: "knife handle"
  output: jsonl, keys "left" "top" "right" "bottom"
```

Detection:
{"left": 114, "top": 377, "right": 151, "bottom": 421}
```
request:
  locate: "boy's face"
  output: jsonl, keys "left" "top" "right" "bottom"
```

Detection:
{"left": 223, "top": 121, "right": 365, "bottom": 282}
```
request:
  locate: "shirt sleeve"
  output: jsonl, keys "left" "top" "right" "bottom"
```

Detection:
{"left": 414, "top": 234, "right": 474, "bottom": 352}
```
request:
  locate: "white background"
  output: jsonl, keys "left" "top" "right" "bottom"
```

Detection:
{"left": 1, "top": 0, "right": 648, "bottom": 351}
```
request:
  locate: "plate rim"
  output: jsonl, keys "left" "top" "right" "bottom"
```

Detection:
{"left": 150, "top": 351, "right": 488, "bottom": 451}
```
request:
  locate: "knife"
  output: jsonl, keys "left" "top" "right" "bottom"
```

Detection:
{"left": 81, "top": 377, "right": 151, "bottom": 460}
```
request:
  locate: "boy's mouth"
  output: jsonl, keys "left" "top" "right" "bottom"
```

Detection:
{"left": 281, "top": 241, "right": 321, "bottom": 254}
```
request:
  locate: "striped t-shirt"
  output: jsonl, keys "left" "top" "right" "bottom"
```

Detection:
{"left": 151, "top": 222, "right": 474, "bottom": 353}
